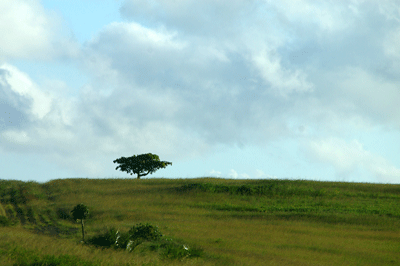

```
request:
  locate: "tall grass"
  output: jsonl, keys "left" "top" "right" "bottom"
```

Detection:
{"left": 0, "top": 177, "right": 399, "bottom": 265}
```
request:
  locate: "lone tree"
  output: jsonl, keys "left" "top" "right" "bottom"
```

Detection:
{"left": 113, "top": 153, "right": 172, "bottom": 179}
{"left": 71, "top": 203, "right": 89, "bottom": 242}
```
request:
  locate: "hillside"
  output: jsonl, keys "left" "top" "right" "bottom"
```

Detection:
{"left": 0, "top": 177, "right": 399, "bottom": 265}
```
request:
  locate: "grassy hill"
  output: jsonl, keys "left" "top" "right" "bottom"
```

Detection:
{"left": 0, "top": 177, "right": 399, "bottom": 265}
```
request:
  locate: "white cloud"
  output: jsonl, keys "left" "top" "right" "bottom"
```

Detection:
{"left": 209, "top": 170, "right": 222, "bottom": 177}
{"left": 228, "top": 169, "right": 250, "bottom": 179}
{"left": 378, "top": 2, "right": 400, "bottom": 22}
{"left": 0, "top": 63, "right": 211, "bottom": 175}
{"left": 229, "top": 169, "right": 239, "bottom": 179}
{"left": 266, "top": 0, "right": 366, "bottom": 33}
{"left": 251, "top": 48, "right": 314, "bottom": 97}
{"left": 241, "top": 173, "right": 250, "bottom": 179}
{"left": 103, "top": 22, "right": 186, "bottom": 50}
{"left": 0, "top": 64, "right": 81, "bottom": 155}
{"left": 255, "top": 169, "right": 277, "bottom": 179}
{"left": 384, "top": 27, "right": 400, "bottom": 59}
{"left": 0, "top": 64, "right": 53, "bottom": 120}
{"left": 2, "top": 130, "right": 30, "bottom": 145}
{"left": 63, "top": 1, "right": 400, "bottom": 178}
{"left": 334, "top": 67, "right": 400, "bottom": 125}
{"left": 83, "top": 21, "right": 273, "bottom": 144}
{"left": 307, "top": 137, "right": 400, "bottom": 183}
{"left": 0, "top": 0, "right": 78, "bottom": 60}
{"left": 120, "top": 0, "right": 251, "bottom": 38}
{"left": 228, "top": 169, "right": 239, "bottom": 179}
{"left": 255, "top": 169, "right": 266, "bottom": 178}
{"left": 308, "top": 138, "right": 369, "bottom": 172}
{"left": 83, "top": 21, "right": 188, "bottom": 86}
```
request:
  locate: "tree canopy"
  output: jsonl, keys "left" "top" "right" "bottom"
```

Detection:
{"left": 113, "top": 153, "right": 172, "bottom": 179}
{"left": 71, "top": 203, "right": 89, "bottom": 221}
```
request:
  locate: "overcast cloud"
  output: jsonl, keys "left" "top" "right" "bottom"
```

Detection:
{"left": 1, "top": 0, "right": 400, "bottom": 183}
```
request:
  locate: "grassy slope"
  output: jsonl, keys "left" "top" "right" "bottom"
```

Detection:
{"left": 0, "top": 177, "right": 399, "bottom": 265}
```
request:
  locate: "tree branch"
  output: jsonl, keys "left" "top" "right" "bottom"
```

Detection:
{"left": 141, "top": 170, "right": 151, "bottom": 177}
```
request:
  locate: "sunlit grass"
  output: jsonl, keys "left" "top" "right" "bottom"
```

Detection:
{"left": 0, "top": 177, "right": 399, "bottom": 265}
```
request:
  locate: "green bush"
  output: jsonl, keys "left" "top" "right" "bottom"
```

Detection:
{"left": 128, "top": 223, "right": 163, "bottom": 242}
{"left": 0, "top": 216, "right": 10, "bottom": 226}
{"left": 160, "top": 239, "right": 191, "bottom": 259}
{"left": 87, "top": 226, "right": 131, "bottom": 249}
{"left": 26, "top": 207, "right": 36, "bottom": 224}
{"left": 116, "top": 230, "right": 131, "bottom": 249}
{"left": 87, "top": 226, "right": 118, "bottom": 248}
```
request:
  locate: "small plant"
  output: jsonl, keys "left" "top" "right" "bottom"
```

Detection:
{"left": 71, "top": 203, "right": 89, "bottom": 242}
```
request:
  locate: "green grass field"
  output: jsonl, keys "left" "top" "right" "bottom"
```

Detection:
{"left": 0, "top": 177, "right": 399, "bottom": 265}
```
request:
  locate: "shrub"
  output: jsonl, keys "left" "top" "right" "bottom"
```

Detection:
{"left": 87, "top": 226, "right": 131, "bottom": 249}
{"left": 87, "top": 227, "right": 118, "bottom": 248}
{"left": 26, "top": 206, "right": 36, "bottom": 224}
{"left": 177, "top": 183, "right": 213, "bottom": 193}
{"left": 0, "top": 216, "right": 10, "bottom": 226}
{"left": 116, "top": 230, "right": 131, "bottom": 249}
{"left": 128, "top": 223, "right": 163, "bottom": 243}
{"left": 57, "top": 207, "right": 71, "bottom": 220}
{"left": 236, "top": 185, "right": 253, "bottom": 195}
{"left": 161, "top": 240, "right": 191, "bottom": 259}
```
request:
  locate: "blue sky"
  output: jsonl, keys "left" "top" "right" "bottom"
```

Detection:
{"left": 1, "top": 0, "right": 400, "bottom": 184}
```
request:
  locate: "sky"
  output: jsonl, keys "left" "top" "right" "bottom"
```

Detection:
{"left": 1, "top": 0, "right": 400, "bottom": 184}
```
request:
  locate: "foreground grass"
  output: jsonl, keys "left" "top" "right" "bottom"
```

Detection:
{"left": 0, "top": 177, "right": 399, "bottom": 265}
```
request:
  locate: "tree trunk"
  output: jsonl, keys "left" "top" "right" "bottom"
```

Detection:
{"left": 81, "top": 219, "right": 85, "bottom": 242}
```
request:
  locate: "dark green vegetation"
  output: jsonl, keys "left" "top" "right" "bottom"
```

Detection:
{"left": 0, "top": 177, "right": 399, "bottom": 265}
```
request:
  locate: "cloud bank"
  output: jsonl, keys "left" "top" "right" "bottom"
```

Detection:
{"left": 1, "top": 0, "right": 400, "bottom": 182}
